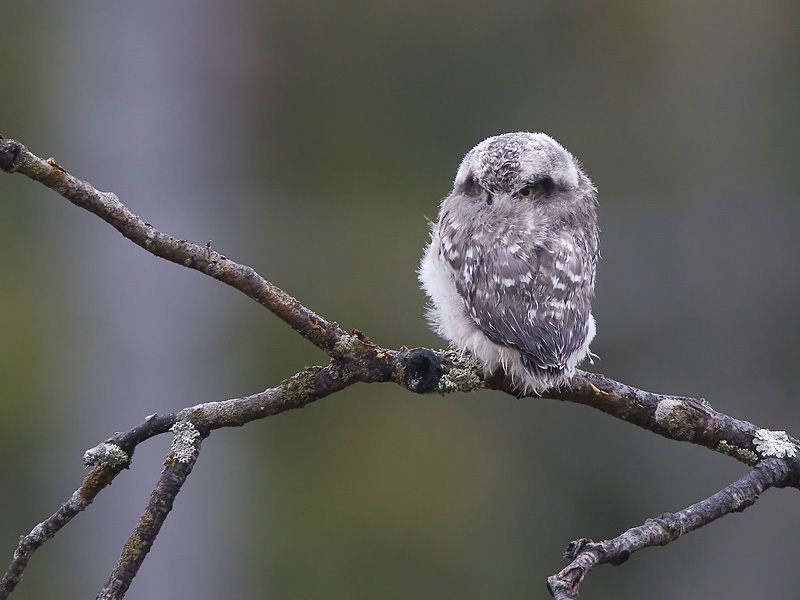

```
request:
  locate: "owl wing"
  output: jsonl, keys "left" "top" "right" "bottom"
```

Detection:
{"left": 459, "top": 237, "right": 593, "bottom": 371}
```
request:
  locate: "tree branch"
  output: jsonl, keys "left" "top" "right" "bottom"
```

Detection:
{"left": 545, "top": 371, "right": 768, "bottom": 462}
{"left": 96, "top": 422, "right": 206, "bottom": 600}
{"left": 0, "top": 137, "right": 351, "bottom": 356}
{"left": 0, "top": 355, "right": 446, "bottom": 599}
{"left": 0, "top": 462, "right": 125, "bottom": 599}
{"left": 2, "top": 136, "right": 799, "bottom": 599}
{"left": 546, "top": 457, "right": 799, "bottom": 599}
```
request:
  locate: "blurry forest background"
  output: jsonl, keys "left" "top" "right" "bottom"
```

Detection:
{"left": 2, "top": 1, "right": 799, "bottom": 599}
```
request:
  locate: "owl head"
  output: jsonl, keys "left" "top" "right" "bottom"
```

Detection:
{"left": 453, "top": 132, "right": 584, "bottom": 200}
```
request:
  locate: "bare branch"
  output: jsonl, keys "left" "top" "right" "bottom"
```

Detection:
{"left": 546, "top": 457, "right": 799, "bottom": 599}
{"left": 484, "top": 368, "right": 795, "bottom": 467}
{"left": 2, "top": 135, "right": 800, "bottom": 599}
{"left": 0, "top": 137, "right": 352, "bottom": 356}
{"left": 554, "top": 372, "right": 764, "bottom": 460}
{"left": 0, "top": 462, "right": 126, "bottom": 599}
{"left": 96, "top": 422, "right": 206, "bottom": 600}
{"left": 0, "top": 353, "right": 448, "bottom": 598}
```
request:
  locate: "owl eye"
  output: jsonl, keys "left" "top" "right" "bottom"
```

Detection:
{"left": 462, "top": 176, "right": 482, "bottom": 197}
{"left": 517, "top": 177, "right": 555, "bottom": 200}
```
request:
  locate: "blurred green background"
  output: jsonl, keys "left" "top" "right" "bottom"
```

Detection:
{"left": 2, "top": 1, "right": 800, "bottom": 598}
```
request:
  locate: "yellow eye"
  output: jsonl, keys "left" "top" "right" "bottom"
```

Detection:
{"left": 518, "top": 186, "right": 535, "bottom": 199}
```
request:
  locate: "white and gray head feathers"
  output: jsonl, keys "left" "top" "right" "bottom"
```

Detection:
{"left": 419, "top": 132, "right": 599, "bottom": 394}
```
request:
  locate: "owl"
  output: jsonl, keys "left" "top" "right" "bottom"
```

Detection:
{"left": 419, "top": 132, "right": 599, "bottom": 394}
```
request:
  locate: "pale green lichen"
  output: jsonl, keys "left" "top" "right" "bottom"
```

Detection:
{"left": 281, "top": 366, "right": 318, "bottom": 402}
{"left": 83, "top": 442, "right": 130, "bottom": 468}
{"left": 716, "top": 440, "right": 759, "bottom": 465}
{"left": 437, "top": 350, "right": 484, "bottom": 394}
{"left": 204, "top": 262, "right": 223, "bottom": 278}
{"left": 753, "top": 428, "right": 798, "bottom": 459}
{"left": 169, "top": 421, "right": 200, "bottom": 463}
{"left": 654, "top": 398, "right": 694, "bottom": 440}
{"left": 331, "top": 335, "right": 357, "bottom": 357}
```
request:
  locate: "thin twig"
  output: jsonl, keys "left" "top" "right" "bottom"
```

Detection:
{"left": 546, "top": 458, "right": 797, "bottom": 599}
{"left": 0, "top": 463, "right": 125, "bottom": 599}
{"left": 0, "top": 138, "right": 351, "bottom": 356}
{"left": 96, "top": 422, "right": 206, "bottom": 600}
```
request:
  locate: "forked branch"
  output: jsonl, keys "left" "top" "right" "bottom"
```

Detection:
{"left": 1, "top": 136, "right": 798, "bottom": 599}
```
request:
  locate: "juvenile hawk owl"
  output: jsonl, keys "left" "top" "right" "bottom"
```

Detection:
{"left": 419, "top": 132, "right": 599, "bottom": 394}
